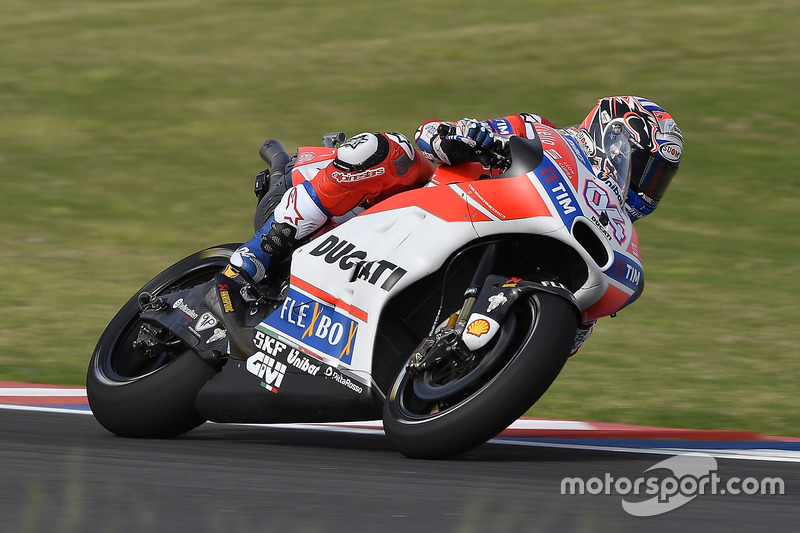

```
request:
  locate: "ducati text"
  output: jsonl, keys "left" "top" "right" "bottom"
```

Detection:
{"left": 309, "top": 235, "right": 406, "bottom": 291}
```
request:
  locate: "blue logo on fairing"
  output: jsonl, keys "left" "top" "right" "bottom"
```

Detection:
{"left": 262, "top": 288, "right": 359, "bottom": 364}
{"left": 536, "top": 160, "right": 581, "bottom": 226}
{"left": 488, "top": 118, "right": 513, "bottom": 135}
{"left": 609, "top": 252, "right": 643, "bottom": 291}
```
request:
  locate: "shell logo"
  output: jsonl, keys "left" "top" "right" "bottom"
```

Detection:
{"left": 222, "top": 264, "right": 239, "bottom": 278}
{"left": 466, "top": 319, "right": 491, "bottom": 337}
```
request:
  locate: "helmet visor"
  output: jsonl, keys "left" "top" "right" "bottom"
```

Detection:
{"left": 630, "top": 150, "right": 679, "bottom": 203}
{"left": 602, "top": 126, "right": 632, "bottom": 196}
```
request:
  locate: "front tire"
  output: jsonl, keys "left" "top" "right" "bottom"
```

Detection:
{"left": 383, "top": 291, "right": 577, "bottom": 459}
{"left": 86, "top": 244, "right": 240, "bottom": 438}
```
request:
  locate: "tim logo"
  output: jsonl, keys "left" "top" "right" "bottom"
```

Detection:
{"left": 489, "top": 118, "right": 512, "bottom": 135}
{"left": 612, "top": 255, "right": 643, "bottom": 290}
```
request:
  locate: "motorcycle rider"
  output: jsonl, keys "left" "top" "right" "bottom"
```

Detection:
{"left": 416, "top": 96, "right": 683, "bottom": 221}
{"left": 226, "top": 131, "right": 435, "bottom": 285}
{"left": 225, "top": 96, "right": 683, "bottom": 353}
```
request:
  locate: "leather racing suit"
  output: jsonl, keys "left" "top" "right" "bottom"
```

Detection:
{"left": 228, "top": 113, "right": 594, "bottom": 354}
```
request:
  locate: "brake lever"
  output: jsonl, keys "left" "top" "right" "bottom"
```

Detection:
{"left": 441, "top": 134, "right": 511, "bottom": 168}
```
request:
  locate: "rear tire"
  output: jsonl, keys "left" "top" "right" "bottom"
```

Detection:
{"left": 86, "top": 244, "right": 239, "bottom": 438}
{"left": 383, "top": 291, "right": 577, "bottom": 459}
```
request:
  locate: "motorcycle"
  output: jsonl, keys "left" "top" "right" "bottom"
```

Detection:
{"left": 87, "top": 125, "right": 644, "bottom": 459}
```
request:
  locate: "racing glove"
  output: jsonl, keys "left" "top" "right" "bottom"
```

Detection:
{"left": 456, "top": 119, "right": 493, "bottom": 147}
{"left": 457, "top": 118, "right": 510, "bottom": 157}
{"left": 435, "top": 120, "right": 509, "bottom": 167}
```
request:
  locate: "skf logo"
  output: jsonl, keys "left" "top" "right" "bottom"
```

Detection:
{"left": 218, "top": 284, "right": 234, "bottom": 313}
{"left": 246, "top": 351, "right": 287, "bottom": 394}
{"left": 466, "top": 319, "right": 491, "bottom": 337}
{"left": 253, "top": 329, "right": 322, "bottom": 377}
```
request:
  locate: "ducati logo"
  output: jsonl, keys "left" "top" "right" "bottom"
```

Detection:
{"left": 309, "top": 235, "right": 407, "bottom": 291}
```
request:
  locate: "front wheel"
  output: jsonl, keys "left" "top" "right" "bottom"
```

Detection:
{"left": 86, "top": 244, "right": 240, "bottom": 438}
{"left": 383, "top": 291, "right": 577, "bottom": 459}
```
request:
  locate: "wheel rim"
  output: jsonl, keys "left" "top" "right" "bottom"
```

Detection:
{"left": 395, "top": 300, "right": 537, "bottom": 420}
{"left": 93, "top": 256, "right": 231, "bottom": 385}
{"left": 411, "top": 311, "right": 518, "bottom": 401}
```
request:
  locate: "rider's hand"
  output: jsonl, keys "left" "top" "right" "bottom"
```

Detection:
{"left": 434, "top": 120, "right": 510, "bottom": 169}
{"left": 455, "top": 118, "right": 496, "bottom": 149}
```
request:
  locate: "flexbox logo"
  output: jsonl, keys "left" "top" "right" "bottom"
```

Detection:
{"left": 561, "top": 452, "right": 784, "bottom": 516}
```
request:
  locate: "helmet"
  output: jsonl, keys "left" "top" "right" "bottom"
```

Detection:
{"left": 573, "top": 96, "right": 683, "bottom": 220}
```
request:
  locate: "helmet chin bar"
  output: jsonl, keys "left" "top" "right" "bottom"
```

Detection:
{"left": 625, "top": 188, "right": 657, "bottom": 221}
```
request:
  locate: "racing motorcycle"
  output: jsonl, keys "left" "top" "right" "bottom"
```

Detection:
{"left": 87, "top": 125, "right": 644, "bottom": 459}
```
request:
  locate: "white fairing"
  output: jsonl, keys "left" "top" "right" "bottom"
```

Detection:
{"left": 287, "top": 204, "right": 479, "bottom": 380}
{"left": 258, "top": 130, "right": 644, "bottom": 387}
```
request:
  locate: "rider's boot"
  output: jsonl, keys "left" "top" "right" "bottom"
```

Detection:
{"left": 228, "top": 214, "right": 301, "bottom": 285}
{"left": 210, "top": 214, "right": 304, "bottom": 356}
{"left": 228, "top": 176, "right": 334, "bottom": 285}
{"left": 569, "top": 320, "right": 596, "bottom": 356}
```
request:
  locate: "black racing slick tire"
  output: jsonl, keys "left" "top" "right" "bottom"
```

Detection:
{"left": 86, "top": 244, "right": 240, "bottom": 438}
{"left": 383, "top": 291, "right": 577, "bottom": 459}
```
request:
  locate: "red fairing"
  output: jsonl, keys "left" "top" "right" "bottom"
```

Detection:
{"left": 362, "top": 183, "right": 472, "bottom": 223}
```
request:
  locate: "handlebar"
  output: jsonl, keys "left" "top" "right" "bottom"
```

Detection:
{"left": 440, "top": 134, "right": 511, "bottom": 168}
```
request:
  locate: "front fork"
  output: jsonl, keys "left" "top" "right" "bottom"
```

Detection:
{"left": 407, "top": 243, "right": 497, "bottom": 374}
{"left": 407, "top": 243, "right": 580, "bottom": 374}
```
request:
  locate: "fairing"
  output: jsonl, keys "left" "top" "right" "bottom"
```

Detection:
{"left": 199, "top": 129, "right": 644, "bottom": 422}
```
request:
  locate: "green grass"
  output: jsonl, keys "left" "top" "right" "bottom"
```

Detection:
{"left": 1, "top": 0, "right": 798, "bottom": 435}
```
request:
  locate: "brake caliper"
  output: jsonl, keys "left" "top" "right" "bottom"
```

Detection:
{"left": 406, "top": 326, "right": 469, "bottom": 375}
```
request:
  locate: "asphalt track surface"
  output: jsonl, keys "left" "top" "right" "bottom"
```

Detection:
{"left": 2, "top": 407, "right": 799, "bottom": 533}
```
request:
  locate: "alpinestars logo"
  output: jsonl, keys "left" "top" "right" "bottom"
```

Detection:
{"left": 281, "top": 187, "right": 305, "bottom": 226}
{"left": 330, "top": 167, "right": 386, "bottom": 183}
{"left": 246, "top": 351, "right": 287, "bottom": 394}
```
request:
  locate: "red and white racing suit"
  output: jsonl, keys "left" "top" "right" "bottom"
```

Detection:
{"left": 229, "top": 113, "right": 594, "bottom": 354}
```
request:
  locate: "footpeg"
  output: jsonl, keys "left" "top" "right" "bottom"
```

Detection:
{"left": 138, "top": 292, "right": 167, "bottom": 312}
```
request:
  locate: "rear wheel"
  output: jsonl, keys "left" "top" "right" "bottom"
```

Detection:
{"left": 383, "top": 291, "right": 577, "bottom": 459}
{"left": 86, "top": 244, "right": 239, "bottom": 438}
